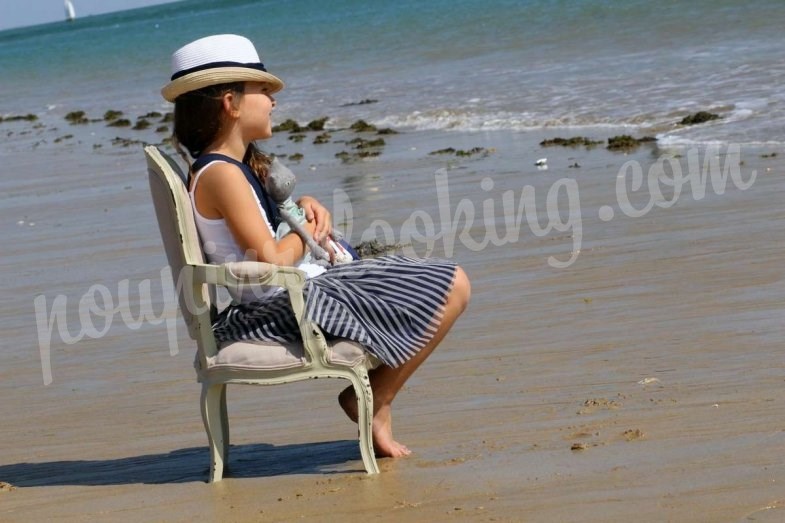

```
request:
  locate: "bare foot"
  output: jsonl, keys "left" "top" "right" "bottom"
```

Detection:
{"left": 372, "top": 405, "right": 411, "bottom": 458}
{"left": 338, "top": 386, "right": 410, "bottom": 458}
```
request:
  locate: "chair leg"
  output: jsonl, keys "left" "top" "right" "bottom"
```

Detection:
{"left": 351, "top": 370, "right": 380, "bottom": 474}
{"left": 220, "top": 384, "right": 230, "bottom": 460}
{"left": 201, "top": 383, "right": 227, "bottom": 482}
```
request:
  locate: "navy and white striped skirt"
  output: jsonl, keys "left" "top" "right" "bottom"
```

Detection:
{"left": 212, "top": 255, "right": 457, "bottom": 367}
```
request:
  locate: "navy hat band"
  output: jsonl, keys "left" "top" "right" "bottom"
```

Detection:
{"left": 170, "top": 61, "right": 268, "bottom": 81}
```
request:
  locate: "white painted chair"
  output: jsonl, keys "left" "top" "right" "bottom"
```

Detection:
{"left": 144, "top": 145, "right": 379, "bottom": 480}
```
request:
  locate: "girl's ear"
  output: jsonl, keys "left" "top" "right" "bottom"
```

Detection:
{"left": 222, "top": 91, "right": 241, "bottom": 118}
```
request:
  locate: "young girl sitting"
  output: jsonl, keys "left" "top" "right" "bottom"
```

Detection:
{"left": 162, "top": 34, "right": 470, "bottom": 458}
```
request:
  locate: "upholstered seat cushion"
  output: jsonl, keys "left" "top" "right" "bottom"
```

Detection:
{"left": 205, "top": 338, "right": 377, "bottom": 371}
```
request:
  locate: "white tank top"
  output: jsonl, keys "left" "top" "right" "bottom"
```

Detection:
{"left": 189, "top": 160, "right": 325, "bottom": 304}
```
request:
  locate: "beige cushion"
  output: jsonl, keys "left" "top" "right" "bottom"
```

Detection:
{"left": 206, "top": 338, "right": 377, "bottom": 371}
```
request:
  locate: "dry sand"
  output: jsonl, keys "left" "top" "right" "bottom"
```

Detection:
{"left": 1, "top": 126, "right": 783, "bottom": 522}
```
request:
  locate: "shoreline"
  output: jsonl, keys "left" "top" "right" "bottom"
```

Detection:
{"left": 1, "top": 118, "right": 784, "bottom": 521}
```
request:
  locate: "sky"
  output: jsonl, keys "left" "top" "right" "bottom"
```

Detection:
{"left": 0, "top": 0, "right": 178, "bottom": 31}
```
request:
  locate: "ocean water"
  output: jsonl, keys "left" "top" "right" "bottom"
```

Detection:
{"left": 1, "top": 0, "right": 785, "bottom": 148}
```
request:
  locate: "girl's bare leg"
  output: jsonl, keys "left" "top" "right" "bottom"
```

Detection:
{"left": 339, "top": 267, "right": 471, "bottom": 457}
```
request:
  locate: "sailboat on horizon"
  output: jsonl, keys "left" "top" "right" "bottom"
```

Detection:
{"left": 64, "top": 0, "right": 76, "bottom": 22}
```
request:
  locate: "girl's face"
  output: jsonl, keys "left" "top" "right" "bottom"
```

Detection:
{"left": 238, "top": 81, "right": 276, "bottom": 140}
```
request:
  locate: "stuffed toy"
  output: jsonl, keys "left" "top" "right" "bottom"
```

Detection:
{"left": 264, "top": 157, "right": 354, "bottom": 265}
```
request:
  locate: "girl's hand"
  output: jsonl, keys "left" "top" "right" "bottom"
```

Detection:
{"left": 321, "top": 236, "right": 337, "bottom": 264}
{"left": 298, "top": 195, "right": 331, "bottom": 243}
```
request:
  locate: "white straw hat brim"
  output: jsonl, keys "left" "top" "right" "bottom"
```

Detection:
{"left": 161, "top": 66, "right": 284, "bottom": 102}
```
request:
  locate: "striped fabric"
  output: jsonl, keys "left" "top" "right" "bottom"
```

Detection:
{"left": 213, "top": 255, "right": 457, "bottom": 368}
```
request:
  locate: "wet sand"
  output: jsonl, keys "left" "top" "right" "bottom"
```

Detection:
{"left": 1, "top": 123, "right": 783, "bottom": 522}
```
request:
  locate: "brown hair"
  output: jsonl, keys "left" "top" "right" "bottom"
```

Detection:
{"left": 172, "top": 81, "right": 270, "bottom": 183}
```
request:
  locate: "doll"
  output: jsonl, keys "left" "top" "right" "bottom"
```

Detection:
{"left": 264, "top": 157, "right": 354, "bottom": 265}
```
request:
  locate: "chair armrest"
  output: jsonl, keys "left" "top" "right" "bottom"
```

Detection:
{"left": 190, "top": 262, "right": 324, "bottom": 363}
{"left": 191, "top": 261, "right": 306, "bottom": 290}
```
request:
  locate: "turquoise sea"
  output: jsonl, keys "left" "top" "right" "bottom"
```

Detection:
{"left": 1, "top": 0, "right": 785, "bottom": 149}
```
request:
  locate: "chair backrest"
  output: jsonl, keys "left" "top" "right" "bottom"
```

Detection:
{"left": 145, "top": 145, "right": 215, "bottom": 352}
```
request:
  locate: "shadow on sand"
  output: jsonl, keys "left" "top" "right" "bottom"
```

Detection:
{"left": 0, "top": 440, "right": 364, "bottom": 487}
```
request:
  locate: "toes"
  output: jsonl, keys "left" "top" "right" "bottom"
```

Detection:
{"left": 373, "top": 437, "right": 411, "bottom": 458}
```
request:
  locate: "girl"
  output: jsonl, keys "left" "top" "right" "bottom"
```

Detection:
{"left": 162, "top": 34, "right": 470, "bottom": 458}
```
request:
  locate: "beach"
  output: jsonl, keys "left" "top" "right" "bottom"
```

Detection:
{"left": 2, "top": 0, "right": 785, "bottom": 520}
{"left": 1, "top": 112, "right": 783, "bottom": 521}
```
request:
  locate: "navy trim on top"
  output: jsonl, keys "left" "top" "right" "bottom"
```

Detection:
{"left": 192, "top": 153, "right": 281, "bottom": 230}
{"left": 171, "top": 61, "right": 267, "bottom": 81}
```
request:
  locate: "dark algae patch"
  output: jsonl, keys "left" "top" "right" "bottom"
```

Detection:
{"left": 348, "top": 137, "right": 385, "bottom": 149}
{"left": 313, "top": 132, "right": 331, "bottom": 144}
{"left": 272, "top": 117, "right": 330, "bottom": 133}
{"left": 65, "top": 111, "right": 89, "bottom": 124}
{"left": 349, "top": 119, "right": 377, "bottom": 133}
{"left": 680, "top": 111, "right": 720, "bottom": 125}
{"left": 107, "top": 118, "right": 131, "bottom": 128}
{"left": 354, "top": 239, "right": 404, "bottom": 258}
{"left": 272, "top": 118, "right": 306, "bottom": 133}
{"left": 538, "top": 134, "right": 657, "bottom": 151}
{"left": 606, "top": 135, "right": 656, "bottom": 151}
{"left": 306, "top": 117, "right": 329, "bottom": 131}
{"left": 340, "top": 99, "right": 378, "bottom": 107}
{"left": 540, "top": 136, "right": 603, "bottom": 148}
{"left": 103, "top": 110, "right": 124, "bottom": 122}
{"left": 429, "top": 146, "right": 490, "bottom": 157}
{"left": 0, "top": 114, "right": 38, "bottom": 122}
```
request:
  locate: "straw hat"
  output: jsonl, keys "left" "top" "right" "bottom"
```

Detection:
{"left": 161, "top": 34, "right": 284, "bottom": 102}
